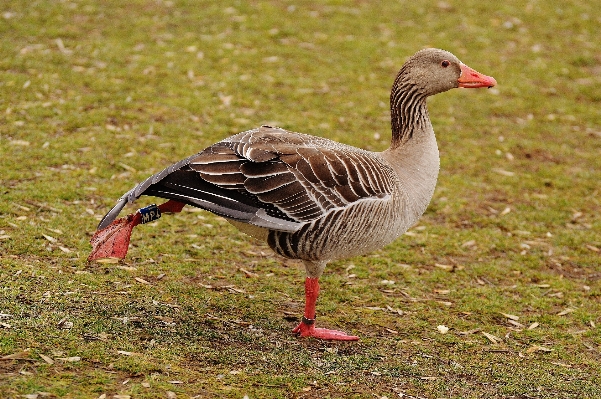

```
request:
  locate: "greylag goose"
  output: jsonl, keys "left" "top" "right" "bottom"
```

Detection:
{"left": 89, "top": 48, "right": 496, "bottom": 341}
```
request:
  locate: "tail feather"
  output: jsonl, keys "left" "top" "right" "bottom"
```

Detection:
{"left": 145, "top": 174, "right": 302, "bottom": 231}
{"left": 96, "top": 168, "right": 302, "bottom": 233}
{"left": 97, "top": 195, "right": 130, "bottom": 230}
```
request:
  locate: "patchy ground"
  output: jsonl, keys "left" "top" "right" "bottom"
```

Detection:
{"left": 1, "top": 1, "right": 600, "bottom": 398}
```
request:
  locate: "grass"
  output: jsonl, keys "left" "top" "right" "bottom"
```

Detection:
{"left": 1, "top": 0, "right": 600, "bottom": 398}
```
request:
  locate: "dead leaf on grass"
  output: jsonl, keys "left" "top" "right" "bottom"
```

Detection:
{"left": 57, "top": 318, "right": 73, "bottom": 329}
{"left": 10, "top": 139, "right": 30, "bottom": 146}
{"left": 507, "top": 319, "right": 525, "bottom": 328}
{"left": 96, "top": 258, "right": 121, "bottom": 264}
{"left": 551, "top": 361, "right": 572, "bottom": 368}
{"left": 56, "top": 356, "right": 81, "bottom": 362}
{"left": 39, "top": 354, "right": 54, "bottom": 364}
{"left": 364, "top": 305, "right": 404, "bottom": 316}
{"left": 15, "top": 203, "right": 31, "bottom": 212}
{"left": 526, "top": 345, "right": 552, "bottom": 353}
{"left": 134, "top": 277, "right": 152, "bottom": 285}
{"left": 118, "top": 162, "right": 136, "bottom": 173}
{"left": 501, "top": 312, "right": 520, "bottom": 321}
{"left": 557, "top": 308, "right": 575, "bottom": 316}
{"left": 458, "top": 328, "right": 481, "bottom": 335}
{"left": 386, "top": 305, "right": 403, "bottom": 315}
{"left": 482, "top": 331, "right": 502, "bottom": 344}
{"left": 1, "top": 349, "right": 31, "bottom": 360}
{"left": 239, "top": 267, "right": 258, "bottom": 278}
{"left": 154, "top": 316, "right": 176, "bottom": 326}
{"left": 528, "top": 322, "right": 540, "bottom": 330}
{"left": 116, "top": 265, "right": 137, "bottom": 271}
{"left": 583, "top": 342, "right": 596, "bottom": 351}
{"left": 492, "top": 168, "right": 515, "bottom": 177}
{"left": 42, "top": 234, "right": 57, "bottom": 243}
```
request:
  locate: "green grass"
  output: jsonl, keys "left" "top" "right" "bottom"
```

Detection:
{"left": 1, "top": 0, "right": 600, "bottom": 398}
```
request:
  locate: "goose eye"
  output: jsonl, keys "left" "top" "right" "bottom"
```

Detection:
{"left": 441, "top": 60, "right": 450, "bottom": 68}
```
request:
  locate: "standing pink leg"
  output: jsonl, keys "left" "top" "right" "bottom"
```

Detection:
{"left": 292, "top": 277, "right": 359, "bottom": 341}
{"left": 88, "top": 200, "right": 186, "bottom": 261}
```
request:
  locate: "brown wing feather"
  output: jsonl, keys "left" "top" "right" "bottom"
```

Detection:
{"left": 190, "top": 125, "right": 395, "bottom": 223}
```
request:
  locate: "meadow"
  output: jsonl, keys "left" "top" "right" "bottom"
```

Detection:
{"left": 1, "top": 1, "right": 600, "bottom": 398}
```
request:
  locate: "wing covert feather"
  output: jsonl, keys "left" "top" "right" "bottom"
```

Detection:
{"left": 192, "top": 126, "right": 396, "bottom": 223}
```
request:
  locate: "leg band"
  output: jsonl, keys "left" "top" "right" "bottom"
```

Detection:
{"left": 139, "top": 204, "right": 161, "bottom": 224}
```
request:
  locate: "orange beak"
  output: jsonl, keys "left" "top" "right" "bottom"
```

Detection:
{"left": 458, "top": 63, "right": 497, "bottom": 88}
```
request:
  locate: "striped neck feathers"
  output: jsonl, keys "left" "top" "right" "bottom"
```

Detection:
{"left": 389, "top": 74, "right": 431, "bottom": 148}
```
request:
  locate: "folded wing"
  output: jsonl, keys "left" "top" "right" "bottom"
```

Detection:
{"left": 97, "top": 126, "right": 395, "bottom": 232}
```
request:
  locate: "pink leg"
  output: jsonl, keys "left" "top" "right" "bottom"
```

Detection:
{"left": 157, "top": 200, "right": 186, "bottom": 214}
{"left": 292, "top": 277, "right": 359, "bottom": 341}
{"left": 88, "top": 200, "right": 186, "bottom": 261}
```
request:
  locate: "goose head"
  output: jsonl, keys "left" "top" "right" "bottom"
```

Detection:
{"left": 397, "top": 48, "right": 497, "bottom": 96}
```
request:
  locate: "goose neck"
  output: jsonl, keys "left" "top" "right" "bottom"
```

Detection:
{"left": 389, "top": 79, "right": 430, "bottom": 148}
